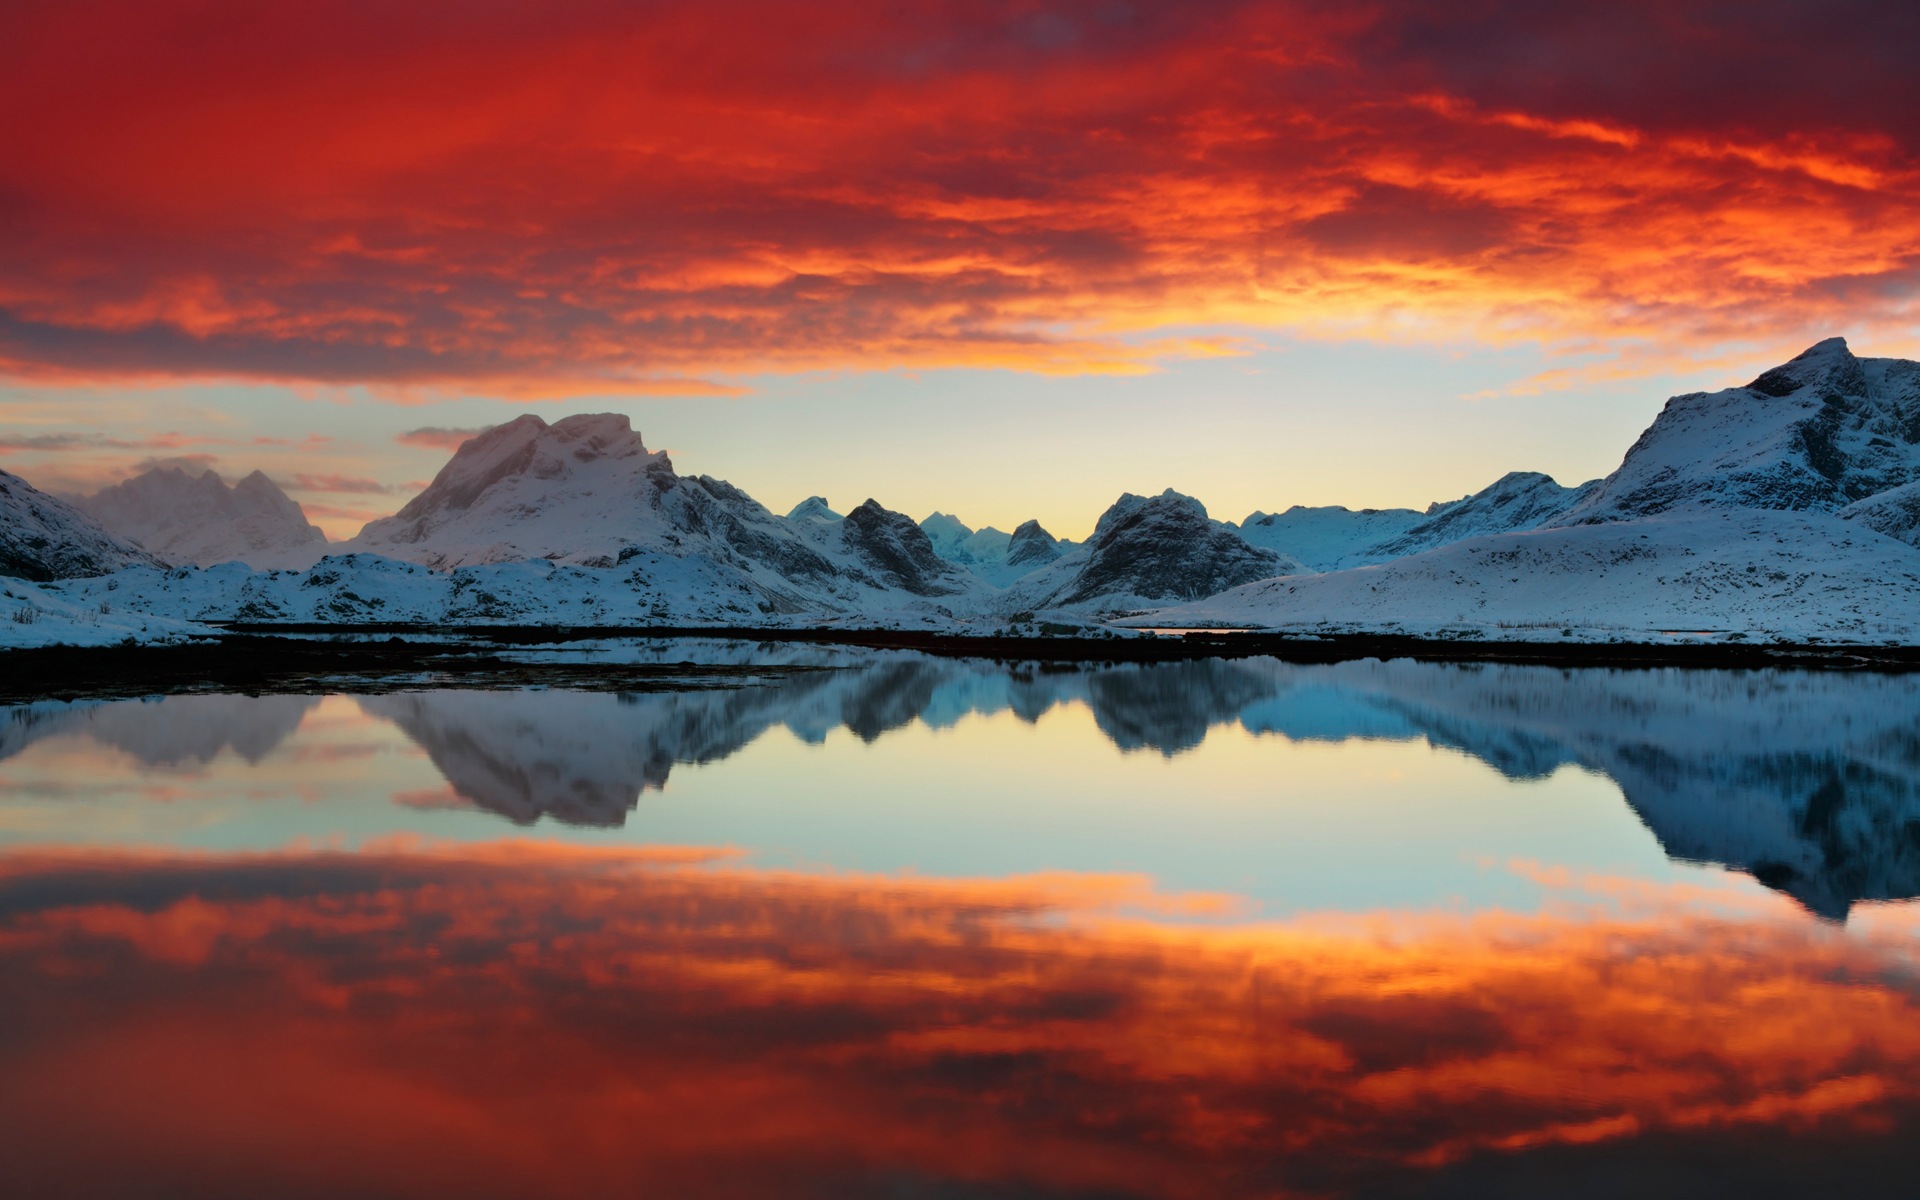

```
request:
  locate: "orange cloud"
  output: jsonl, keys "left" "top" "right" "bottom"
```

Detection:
{"left": 1, "top": 2, "right": 1918, "bottom": 397}
{"left": 2, "top": 842, "right": 1917, "bottom": 1198}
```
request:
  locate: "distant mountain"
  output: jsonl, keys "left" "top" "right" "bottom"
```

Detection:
{"left": 82, "top": 467, "right": 326, "bottom": 569}
{"left": 923, "top": 513, "right": 1012, "bottom": 564}
{"left": 0, "top": 468, "right": 163, "bottom": 581}
{"left": 343, "top": 413, "right": 980, "bottom": 613}
{"left": 1559, "top": 336, "right": 1920, "bottom": 524}
{"left": 1011, "top": 489, "right": 1303, "bottom": 612}
{"left": 1235, "top": 505, "right": 1424, "bottom": 572}
{"left": 1363, "top": 472, "right": 1599, "bottom": 563}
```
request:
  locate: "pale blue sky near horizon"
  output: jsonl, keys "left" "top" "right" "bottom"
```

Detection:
{"left": 0, "top": 332, "right": 1841, "bottom": 541}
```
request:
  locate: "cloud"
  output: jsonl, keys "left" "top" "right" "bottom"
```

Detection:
{"left": 396, "top": 426, "right": 491, "bottom": 452}
{"left": 278, "top": 473, "right": 392, "bottom": 495}
{"left": 2, "top": 0, "right": 1919, "bottom": 395}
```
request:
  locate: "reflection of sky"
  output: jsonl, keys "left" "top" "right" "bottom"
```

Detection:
{"left": 3, "top": 841, "right": 1918, "bottom": 1199}
{"left": 0, "top": 693, "right": 1743, "bottom": 918}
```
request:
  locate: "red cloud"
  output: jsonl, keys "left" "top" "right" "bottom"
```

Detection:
{"left": 2, "top": 0, "right": 1918, "bottom": 396}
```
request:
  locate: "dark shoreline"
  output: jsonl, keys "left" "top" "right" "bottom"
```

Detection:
{"left": 5, "top": 623, "right": 1918, "bottom": 703}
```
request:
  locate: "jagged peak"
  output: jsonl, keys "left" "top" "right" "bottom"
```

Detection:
{"left": 1092, "top": 489, "right": 1209, "bottom": 541}
{"left": 1745, "top": 336, "right": 1862, "bottom": 398}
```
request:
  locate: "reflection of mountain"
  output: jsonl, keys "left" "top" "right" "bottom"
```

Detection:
{"left": 4, "top": 652, "right": 1916, "bottom": 918}
{"left": 0, "top": 694, "right": 319, "bottom": 767}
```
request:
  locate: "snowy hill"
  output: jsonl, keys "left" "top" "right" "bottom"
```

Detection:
{"left": 1234, "top": 505, "right": 1425, "bottom": 571}
{"left": 83, "top": 466, "right": 327, "bottom": 569}
{"left": 0, "top": 469, "right": 164, "bottom": 582}
{"left": 1009, "top": 490, "right": 1304, "bottom": 613}
{"left": 1560, "top": 337, "right": 1920, "bottom": 524}
{"left": 1136, "top": 508, "right": 1920, "bottom": 643}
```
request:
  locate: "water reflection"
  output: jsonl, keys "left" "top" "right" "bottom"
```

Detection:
{"left": 7, "top": 653, "right": 1916, "bottom": 919}
{"left": 1, "top": 844, "right": 1917, "bottom": 1199}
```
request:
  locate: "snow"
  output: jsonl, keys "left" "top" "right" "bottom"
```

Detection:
{"left": 1558, "top": 337, "right": 1920, "bottom": 523}
{"left": 0, "top": 576, "right": 213, "bottom": 649}
{"left": 7, "top": 338, "right": 1920, "bottom": 649}
{"left": 1234, "top": 505, "right": 1425, "bottom": 571}
{"left": 1133, "top": 508, "right": 1920, "bottom": 644}
{"left": 82, "top": 467, "right": 327, "bottom": 569}
{"left": 1841, "top": 479, "right": 1920, "bottom": 548}
{"left": 0, "top": 469, "right": 164, "bottom": 582}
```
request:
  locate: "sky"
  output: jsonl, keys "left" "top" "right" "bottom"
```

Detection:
{"left": 4, "top": 0, "right": 1920, "bottom": 540}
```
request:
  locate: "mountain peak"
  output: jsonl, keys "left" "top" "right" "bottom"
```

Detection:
{"left": 80, "top": 464, "right": 324, "bottom": 568}
{"left": 787, "top": 496, "right": 842, "bottom": 522}
{"left": 1745, "top": 336, "right": 1862, "bottom": 398}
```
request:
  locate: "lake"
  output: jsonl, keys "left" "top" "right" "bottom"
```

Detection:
{"left": 3, "top": 644, "right": 1918, "bottom": 1198}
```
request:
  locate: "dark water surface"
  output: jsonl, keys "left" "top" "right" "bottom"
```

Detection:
{"left": 4, "top": 645, "right": 1919, "bottom": 1198}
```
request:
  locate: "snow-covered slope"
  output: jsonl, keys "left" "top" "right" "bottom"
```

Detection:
{"left": 1839, "top": 479, "right": 1920, "bottom": 548}
{"left": 1009, "top": 490, "right": 1304, "bottom": 613}
{"left": 83, "top": 467, "right": 327, "bottom": 569}
{"left": 0, "top": 469, "right": 164, "bottom": 582}
{"left": 921, "top": 512, "right": 1075, "bottom": 586}
{"left": 1234, "top": 505, "right": 1425, "bottom": 571}
{"left": 0, "top": 576, "right": 211, "bottom": 649}
{"left": 1362, "top": 472, "right": 1599, "bottom": 563}
{"left": 1560, "top": 337, "right": 1920, "bottom": 524}
{"left": 1137, "top": 508, "right": 1920, "bottom": 643}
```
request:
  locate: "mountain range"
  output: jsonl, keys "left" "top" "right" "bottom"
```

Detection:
{"left": 4, "top": 336, "right": 1919, "bottom": 645}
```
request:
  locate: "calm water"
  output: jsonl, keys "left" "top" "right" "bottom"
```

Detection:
{"left": 3, "top": 645, "right": 1919, "bottom": 1197}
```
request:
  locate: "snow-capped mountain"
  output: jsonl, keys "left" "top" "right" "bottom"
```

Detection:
{"left": 1363, "top": 471, "right": 1599, "bottom": 562}
{"left": 1140, "top": 508, "right": 1920, "bottom": 642}
{"left": 82, "top": 466, "right": 327, "bottom": 569}
{"left": 0, "top": 469, "right": 163, "bottom": 582}
{"left": 1559, "top": 336, "right": 1920, "bottom": 524}
{"left": 1234, "top": 505, "right": 1425, "bottom": 571}
{"left": 342, "top": 413, "right": 981, "bottom": 613}
{"left": 921, "top": 512, "right": 1077, "bottom": 586}
{"left": 920, "top": 513, "right": 1011, "bottom": 564}
{"left": 1009, "top": 490, "right": 1303, "bottom": 613}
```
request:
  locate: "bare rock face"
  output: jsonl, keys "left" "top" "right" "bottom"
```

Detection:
{"left": 1560, "top": 337, "right": 1920, "bottom": 524}
{"left": 0, "top": 469, "right": 163, "bottom": 581}
{"left": 1060, "top": 489, "right": 1295, "bottom": 606}
{"left": 83, "top": 467, "right": 326, "bottom": 568}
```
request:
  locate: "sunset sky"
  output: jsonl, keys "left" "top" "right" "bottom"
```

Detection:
{"left": 5, "top": 0, "right": 1919, "bottom": 539}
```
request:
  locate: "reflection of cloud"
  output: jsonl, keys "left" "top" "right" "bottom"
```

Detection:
{"left": 5, "top": 2, "right": 1920, "bottom": 395}
{"left": 1, "top": 844, "right": 1917, "bottom": 1198}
